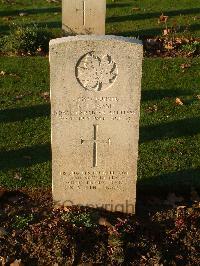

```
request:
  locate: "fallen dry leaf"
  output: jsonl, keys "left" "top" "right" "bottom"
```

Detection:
{"left": 2, "top": 16, "right": 13, "bottom": 21}
{"left": 15, "top": 95, "right": 23, "bottom": 100}
{"left": 163, "top": 28, "right": 171, "bottom": 35}
{"left": 175, "top": 98, "right": 184, "bottom": 105}
{"left": 0, "top": 188, "right": 6, "bottom": 198}
{"left": 9, "top": 73, "right": 18, "bottom": 77}
{"left": 19, "top": 12, "right": 27, "bottom": 16}
{"left": 0, "top": 227, "right": 7, "bottom": 238}
{"left": 158, "top": 13, "right": 169, "bottom": 23}
{"left": 10, "top": 259, "right": 24, "bottom": 266}
{"left": 63, "top": 206, "right": 71, "bottom": 212}
{"left": 176, "top": 206, "right": 187, "bottom": 217}
{"left": 41, "top": 91, "right": 50, "bottom": 101}
{"left": 0, "top": 256, "right": 6, "bottom": 266}
{"left": 132, "top": 7, "right": 140, "bottom": 11}
{"left": 180, "top": 63, "right": 191, "bottom": 69}
{"left": 175, "top": 38, "right": 183, "bottom": 44}
{"left": 14, "top": 172, "right": 22, "bottom": 181}
{"left": 99, "top": 217, "right": 114, "bottom": 230}
{"left": 164, "top": 41, "right": 174, "bottom": 50}
{"left": 147, "top": 104, "right": 158, "bottom": 113}
{"left": 0, "top": 71, "right": 6, "bottom": 76}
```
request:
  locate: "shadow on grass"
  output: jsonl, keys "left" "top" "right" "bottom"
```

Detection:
{"left": 140, "top": 117, "right": 200, "bottom": 142}
{"left": 106, "top": 8, "right": 200, "bottom": 23}
{"left": 107, "top": 2, "right": 132, "bottom": 9}
{"left": 0, "top": 104, "right": 50, "bottom": 123}
{"left": 141, "top": 89, "right": 194, "bottom": 101}
{"left": 0, "top": 7, "right": 61, "bottom": 17}
{"left": 109, "top": 28, "right": 161, "bottom": 38}
{"left": 137, "top": 167, "right": 200, "bottom": 198}
{"left": 110, "top": 23, "right": 200, "bottom": 37}
{"left": 0, "top": 143, "right": 51, "bottom": 170}
{"left": 30, "top": 21, "right": 61, "bottom": 29}
{"left": 0, "top": 24, "right": 10, "bottom": 34}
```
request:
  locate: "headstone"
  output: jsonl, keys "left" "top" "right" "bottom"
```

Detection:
{"left": 50, "top": 36, "right": 143, "bottom": 214}
{"left": 62, "top": 0, "right": 106, "bottom": 35}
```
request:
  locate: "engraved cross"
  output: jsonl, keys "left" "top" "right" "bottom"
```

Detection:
{"left": 81, "top": 125, "right": 111, "bottom": 167}
{"left": 76, "top": 0, "right": 86, "bottom": 26}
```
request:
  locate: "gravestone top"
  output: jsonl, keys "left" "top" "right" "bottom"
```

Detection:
{"left": 50, "top": 35, "right": 142, "bottom": 46}
{"left": 62, "top": 0, "right": 106, "bottom": 35}
{"left": 50, "top": 35, "right": 143, "bottom": 214}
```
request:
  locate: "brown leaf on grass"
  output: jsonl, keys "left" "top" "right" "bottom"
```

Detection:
{"left": 164, "top": 193, "right": 184, "bottom": 207}
{"left": 132, "top": 7, "right": 140, "bottom": 11}
{"left": 175, "top": 38, "right": 183, "bottom": 44}
{"left": 0, "top": 256, "right": 6, "bottom": 266}
{"left": 0, "top": 71, "right": 20, "bottom": 78}
{"left": 63, "top": 206, "right": 71, "bottom": 212}
{"left": 41, "top": 91, "right": 50, "bottom": 101}
{"left": 19, "top": 12, "right": 27, "bottom": 16}
{"left": 147, "top": 104, "right": 158, "bottom": 113}
{"left": 196, "top": 95, "right": 200, "bottom": 100}
{"left": 176, "top": 206, "right": 187, "bottom": 217}
{"left": 15, "top": 95, "right": 23, "bottom": 100}
{"left": 0, "top": 227, "right": 7, "bottom": 238}
{"left": 0, "top": 188, "right": 6, "bottom": 199}
{"left": 163, "top": 28, "right": 171, "bottom": 35}
{"left": 180, "top": 63, "right": 191, "bottom": 69}
{"left": 158, "top": 13, "right": 169, "bottom": 23}
{"left": 99, "top": 217, "right": 114, "bottom": 230}
{"left": 14, "top": 172, "right": 22, "bottom": 181}
{"left": 10, "top": 259, "right": 24, "bottom": 266}
{"left": 175, "top": 98, "right": 184, "bottom": 105}
{"left": 9, "top": 73, "right": 19, "bottom": 77}
{"left": 164, "top": 41, "right": 174, "bottom": 50}
{"left": 2, "top": 16, "right": 13, "bottom": 21}
{"left": 0, "top": 71, "right": 6, "bottom": 76}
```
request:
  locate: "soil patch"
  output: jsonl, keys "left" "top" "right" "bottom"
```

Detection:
{"left": 0, "top": 188, "right": 199, "bottom": 265}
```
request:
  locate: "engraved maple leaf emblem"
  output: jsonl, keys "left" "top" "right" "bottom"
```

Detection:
{"left": 76, "top": 52, "right": 118, "bottom": 91}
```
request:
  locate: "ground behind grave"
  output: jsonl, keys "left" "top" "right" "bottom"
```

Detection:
{"left": 0, "top": 0, "right": 199, "bottom": 38}
{"left": 0, "top": 187, "right": 200, "bottom": 265}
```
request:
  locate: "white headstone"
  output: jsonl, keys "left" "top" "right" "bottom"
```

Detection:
{"left": 62, "top": 0, "right": 106, "bottom": 35}
{"left": 50, "top": 36, "right": 143, "bottom": 213}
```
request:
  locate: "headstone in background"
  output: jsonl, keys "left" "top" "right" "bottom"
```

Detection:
{"left": 62, "top": 0, "right": 106, "bottom": 35}
{"left": 50, "top": 35, "right": 143, "bottom": 214}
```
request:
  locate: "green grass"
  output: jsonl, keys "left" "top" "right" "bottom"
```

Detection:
{"left": 139, "top": 58, "right": 200, "bottom": 196}
{"left": 106, "top": 0, "right": 200, "bottom": 38}
{"left": 0, "top": 0, "right": 62, "bottom": 36}
{"left": 0, "top": 57, "right": 51, "bottom": 187}
{"left": 0, "top": 57, "right": 199, "bottom": 196}
{"left": 0, "top": 0, "right": 199, "bottom": 38}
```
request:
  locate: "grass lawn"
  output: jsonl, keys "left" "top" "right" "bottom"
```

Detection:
{"left": 0, "top": 56, "right": 199, "bottom": 196}
{"left": 0, "top": 0, "right": 199, "bottom": 38}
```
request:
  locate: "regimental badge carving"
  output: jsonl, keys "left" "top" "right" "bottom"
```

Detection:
{"left": 75, "top": 52, "right": 118, "bottom": 91}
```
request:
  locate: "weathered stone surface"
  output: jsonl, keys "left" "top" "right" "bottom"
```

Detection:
{"left": 50, "top": 35, "right": 143, "bottom": 213}
{"left": 62, "top": 0, "right": 106, "bottom": 35}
